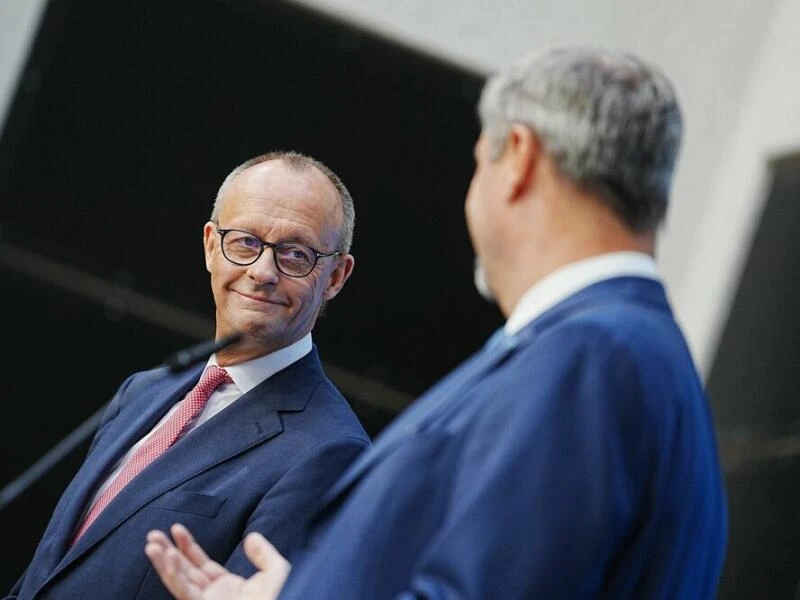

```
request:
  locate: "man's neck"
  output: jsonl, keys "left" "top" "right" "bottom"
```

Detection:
{"left": 495, "top": 232, "right": 655, "bottom": 318}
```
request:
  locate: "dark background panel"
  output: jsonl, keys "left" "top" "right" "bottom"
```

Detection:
{"left": 0, "top": 0, "right": 498, "bottom": 396}
{"left": 0, "top": 0, "right": 501, "bottom": 591}
{"left": 707, "top": 152, "right": 800, "bottom": 598}
{"left": 708, "top": 153, "right": 800, "bottom": 435}
{"left": 0, "top": 263, "right": 196, "bottom": 590}
{"left": 716, "top": 458, "right": 800, "bottom": 599}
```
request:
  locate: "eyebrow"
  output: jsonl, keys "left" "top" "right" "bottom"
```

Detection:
{"left": 229, "top": 227, "right": 320, "bottom": 249}
{"left": 280, "top": 235, "right": 319, "bottom": 248}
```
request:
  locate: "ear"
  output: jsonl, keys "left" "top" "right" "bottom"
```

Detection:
{"left": 203, "top": 221, "right": 217, "bottom": 273}
{"left": 505, "top": 124, "right": 541, "bottom": 202}
{"left": 322, "top": 254, "right": 355, "bottom": 301}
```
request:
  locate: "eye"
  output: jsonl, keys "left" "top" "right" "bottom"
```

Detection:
{"left": 222, "top": 231, "right": 262, "bottom": 259}
{"left": 225, "top": 232, "right": 260, "bottom": 248}
{"left": 240, "top": 235, "right": 261, "bottom": 249}
{"left": 277, "top": 244, "right": 315, "bottom": 265}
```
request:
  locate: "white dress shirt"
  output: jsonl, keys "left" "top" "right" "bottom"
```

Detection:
{"left": 504, "top": 251, "right": 660, "bottom": 336}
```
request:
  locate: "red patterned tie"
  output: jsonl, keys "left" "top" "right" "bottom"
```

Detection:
{"left": 71, "top": 365, "right": 233, "bottom": 544}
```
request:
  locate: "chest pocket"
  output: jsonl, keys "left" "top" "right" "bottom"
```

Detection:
{"left": 146, "top": 490, "right": 226, "bottom": 518}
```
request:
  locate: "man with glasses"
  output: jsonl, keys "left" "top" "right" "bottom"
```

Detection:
{"left": 147, "top": 46, "right": 727, "bottom": 599}
{"left": 6, "top": 151, "right": 370, "bottom": 600}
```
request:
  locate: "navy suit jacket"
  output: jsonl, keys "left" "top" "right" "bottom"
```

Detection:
{"left": 279, "top": 277, "right": 728, "bottom": 599}
{"left": 7, "top": 346, "right": 369, "bottom": 600}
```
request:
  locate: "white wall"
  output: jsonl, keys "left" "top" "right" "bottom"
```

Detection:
{"left": 676, "top": 0, "right": 800, "bottom": 376}
{"left": 2, "top": 0, "right": 797, "bottom": 379}
{"left": 0, "top": 0, "right": 47, "bottom": 135}
{"left": 292, "top": 0, "right": 795, "bottom": 378}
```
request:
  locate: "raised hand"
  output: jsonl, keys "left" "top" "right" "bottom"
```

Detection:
{"left": 145, "top": 523, "right": 291, "bottom": 600}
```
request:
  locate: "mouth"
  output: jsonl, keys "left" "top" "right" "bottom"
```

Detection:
{"left": 233, "top": 289, "right": 288, "bottom": 307}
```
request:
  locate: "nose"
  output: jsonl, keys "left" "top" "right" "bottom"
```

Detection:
{"left": 246, "top": 247, "right": 281, "bottom": 285}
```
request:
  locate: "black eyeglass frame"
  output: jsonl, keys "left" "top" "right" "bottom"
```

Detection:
{"left": 215, "top": 227, "right": 341, "bottom": 278}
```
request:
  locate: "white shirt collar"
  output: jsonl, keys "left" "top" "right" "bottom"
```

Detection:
{"left": 504, "top": 251, "right": 660, "bottom": 336}
{"left": 207, "top": 333, "right": 313, "bottom": 394}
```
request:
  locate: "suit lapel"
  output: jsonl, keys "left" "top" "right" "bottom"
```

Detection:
{"left": 46, "top": 365, "right": 200, "bottom": 565}
{"left": 49, "top": 349, "right": 326, "bottom": 582}
{"left": 64, "top": 389, "right": 285, "bottom": 560}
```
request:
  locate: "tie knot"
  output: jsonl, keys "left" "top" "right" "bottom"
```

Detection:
{"left": 198, "top": 365, "right": 233, "bottom": 394}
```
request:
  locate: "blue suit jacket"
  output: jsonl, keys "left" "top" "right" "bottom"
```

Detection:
{"left": 7, "top": 346, "right": 369, "bottom": 600}
{"left": 279, "top": 277, "right": 728, "bottom": 599}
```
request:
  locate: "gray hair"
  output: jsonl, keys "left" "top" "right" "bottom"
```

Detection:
{"left": 478, "top": 46, "right": 683, "bottom": 231}
{"left": 211, "top": 150, "right": 356, "bottom": 252}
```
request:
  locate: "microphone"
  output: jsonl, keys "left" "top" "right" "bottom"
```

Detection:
{"left": 0, "top": 332, "right": 243, "bottom": 511}
{"left": 164, "top": 332, "right": 242, "bottom": 373}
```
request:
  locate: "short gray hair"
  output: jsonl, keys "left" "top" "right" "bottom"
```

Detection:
{"left": 478, "top": 46, "right": 683, "bottom": 231}
{"left": 211, "top": 150, "right": 356, "bottom": 252}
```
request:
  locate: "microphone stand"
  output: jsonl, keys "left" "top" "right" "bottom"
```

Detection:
{"left": 0, "top": 333, "right": 242, "bottom": 511}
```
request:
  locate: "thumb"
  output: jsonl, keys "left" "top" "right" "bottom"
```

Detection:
{"left": 244, "top": 532, "right": 290, "bottom": 572}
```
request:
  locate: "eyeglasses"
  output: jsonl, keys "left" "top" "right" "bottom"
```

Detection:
{"left": 216, "top": 227, "right": 340, "bottom": 278}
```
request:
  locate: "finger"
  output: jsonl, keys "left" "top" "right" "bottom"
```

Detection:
{"left": 147, "top": 529, "right": 214, "bottom": 589}
{"left": 240, "top": 536, "right": 291, "bottom": 600}
{"left": 145, "top": 543, "right": 204, "bottom": 600}
{"left": 144, "top": 541, "right": 167, "bottom": 572}
{"left": 243, "top": 532, "right": 290, "bottom": 574}
{"left": 171, "top": 523, "right": 229, "bottom": 579}
{"left": 146, "top": 529, "right": 174, "bottom": 550}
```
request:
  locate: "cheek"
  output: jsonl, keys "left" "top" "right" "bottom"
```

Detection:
{"left": 465, "top": 175, "right": 478, "bottom": 218}
{"left": 210, "top": 261, "right": 237, "bottom": 295}
{"left": 310, "top": 274, "right": 329, "bottom": 303}
{"left": 286, "top": 276, "right": 323, "bottom": 308}
{"left": 208, "top": 271, "right": 226, "bottom": 306}
{"left": 464, "top": 176, "right": 485, "bottom": 238}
